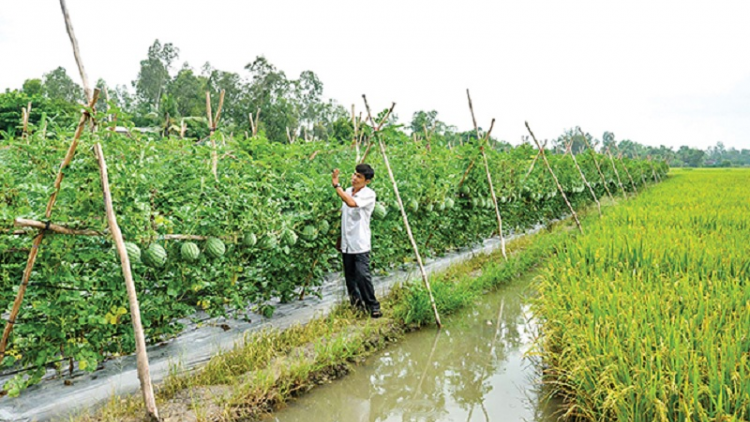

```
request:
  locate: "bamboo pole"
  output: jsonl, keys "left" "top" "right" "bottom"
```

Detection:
{"left": 466, "top": 89, "right": 506, "bottom": 260}
{"left": 605, "top": 146, "right": 627, "bottom": 196}
{"left": 206, "top": 90, "right": 225, "bottom": 181}
{"left": 94, "top": 143, "right": 159, "bottom": 421}
{"left": 578, "top": 128, "right": 614, "bottom": 201}
{"left": 525, "top": 122, "right": 583, "bottom": 233}
{"left": 248, "top": 113, "right": 255, "bottom": 136}
{"left": 565, "top": 137, "right": 601, "bottom": 216}
{"left": 521, "top": 139, "right": 547, "bottom": 185}
{"left": 14, "top": 218, "right": 104, "bottom": 236}
{"left": 648, "top": 156, "right": 660, "bottom": 182}
{"left": 59, "top": 0, "right": 91, "bottom": 103}
{"left": 285, "top": 127, "right": 294, "bottom": 144}
{"left": 363, "top": 95, "right": 441, "bottom": 328}
{"left": 613, "top": 144, "right": 638, "bottom": 193}
{"left": 21, "top": 102, "right": 31, "bottom": 140}
{"left": 358, "top": 104, "right": 395, "bottom": 164}
{"left": 0, "top": 90, "right": 99, "bottom": 360}
{"left": 351, "top": 104, "right": 360, "bottom": 163}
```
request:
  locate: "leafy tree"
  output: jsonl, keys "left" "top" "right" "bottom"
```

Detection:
{"left": 133, "top": 40, "right": 179, "bottom": 110}
{"left": 21, "top": 79, "right": 43, "bottom": 96}
{"left": 169, "top": 64, "right": 208, "bottom": 118}
{"left": 42, "top": 67, "right": 84, "bottom": 103}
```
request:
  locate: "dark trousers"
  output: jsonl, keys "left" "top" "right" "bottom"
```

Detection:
{"left": 342, "top": 252, "right": 380, "bottom": 312}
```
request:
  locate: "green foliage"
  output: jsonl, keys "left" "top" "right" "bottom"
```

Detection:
{"left": 0, "top": 123, "right": 665, "bottom": 395}
{"left": 0, "top": 90, "right": 79, "bottom": 138}
{"left": 42, "top": 66, "right": 84, "bottom": 103}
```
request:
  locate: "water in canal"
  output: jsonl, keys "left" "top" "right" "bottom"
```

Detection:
{"left": 271, "top": 271, "right": 561, "bottom": 422}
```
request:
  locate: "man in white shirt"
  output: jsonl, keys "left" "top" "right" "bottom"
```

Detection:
{"left": 332, "top": 164, "right": 381, "bottom": 318}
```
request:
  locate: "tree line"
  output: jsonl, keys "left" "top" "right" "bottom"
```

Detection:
{"left": 1, "top": 39, "right": 747, "bottom": 167}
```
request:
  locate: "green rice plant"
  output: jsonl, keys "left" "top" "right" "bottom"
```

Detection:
{"left": 534, "top": 169, "right": 750, "bottom": 421}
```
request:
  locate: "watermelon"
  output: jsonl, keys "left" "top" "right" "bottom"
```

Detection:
{"left": 144, "top": 243, "right": 167, "bottom": 268}
{"left": 181, "top": 242, "right": 200, "bottom": 262}
{"left": 205, "top": 237, "right": 226, "bottom": 259}
{"left": 407, "top": 199, "right": 419, "bottom": 213}
{"left": 425, "top": 203, "right": 434, "bottom": 213}
{"left": 124, "top": 242, "right": 141, "bottom": 264}
{"left": 243, "top": 233, "right": 257, "bottom": 247}
{"left": 261, "top": 234, "right": 278, "bottom": 250}
{"left": 460, "top": 185, "right": 470, "bottom": 195}
{"left": 373, "top": 203, "right": 387, "bottom": 219}
{"left": 301, "top": 225, "right": 318, "bottom": 241}
{"left": 281, "top": 228, "right": 298, "bottom": 246}
{"left": 318, "top": 219, "right": 330, "bottom": 235}
{"left": 444, "top": 197, "right": 455, "bottom": 209}
{"left": 471, "top": 198, "right": 479, "bottom": 208}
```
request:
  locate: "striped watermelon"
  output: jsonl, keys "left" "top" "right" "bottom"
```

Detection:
{"left": 243, "top": 233, "right": 257, "bottom": 247}
{"left": 205, "top": 238, "right": 226, "bottom": 259}
{"left": 373, "top": 203, "right": 387, "bottom": 219}
{"left": 124, "top": 242, "right": 141, "bottom": 264}
{"left": 144, "top": 243, "right": 167, "bottom": 268}
{"left": 318, "top": 219, "right": 330, "bottom": 235}
{"left": 281, "top": 228, "right": 298, "bottom": 246}
{"left": 180, "top": 242, "right": 200, "bottom": 262}
{"left": 261, "top": 234, "right": 278, "bottom": 250}
{"left": 301, "top": 225, "right": 317, "bottom": 241}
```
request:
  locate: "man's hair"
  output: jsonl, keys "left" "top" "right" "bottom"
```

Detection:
{"left": 356, "top": 163, "right": 375, "bottom": 180}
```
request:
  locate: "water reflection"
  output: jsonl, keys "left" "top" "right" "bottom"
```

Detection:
{"left": 272, "top": 276, "right": 559, "bottom": 422}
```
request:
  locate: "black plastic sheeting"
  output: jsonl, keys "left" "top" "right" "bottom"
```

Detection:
{"left": 0, "top": 226, "right": 542, "bottom": 422}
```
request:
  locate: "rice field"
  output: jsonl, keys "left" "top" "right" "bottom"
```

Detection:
{"left": 534, "top": 168, "right": 750, "bottom": 421}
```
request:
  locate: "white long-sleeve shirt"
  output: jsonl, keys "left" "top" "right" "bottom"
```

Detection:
{"left": 340, "top": 186, "right": 376, "bottom": 254}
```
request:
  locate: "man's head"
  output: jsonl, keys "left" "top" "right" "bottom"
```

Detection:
{"left": 355, "top": 164, "right": 375, "bottom": 181}
{"left": 351, "top": 163, "right": 374, "bottom": 189}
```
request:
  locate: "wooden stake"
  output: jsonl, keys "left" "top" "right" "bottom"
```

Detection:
{"left": 565, "top": 137, "right": 601, "bottom": 216}
{"left": 94, "top": 143, "right": 159, "bottom": 421}
{"left": 254, "top": 108, "right": 261, "bottom": 136}
{"left": 59, "top": 0, "right": 92, "bottom": 102}
{"left": 21, "top": 102, "right": 31, "bottom": 140}
{"left": 521, "top": 139, "right": 547, "bottom": 185}
{"left": 359, "top": 103, "right": 395, "bottom": 164}
{"left": 248, "top": 113, "right": 255, "bottom": 136}
{"left": 612, "top": 144, "right": 639, "bottom": 193}
{"left": 466, "top": 89, "right": 506, "bottom": 260}
{"left": 363, "top": 95, "right": 441, "bottom": 328}
{"left": 205, "top": 90, "right": 225, "bottom": 181}
{"left": 647, "top": 156, "right": 660, "bottom": 182}
{"left": 578, "top": 128, "right": 614, "bottom": 201}
{"left": 352, "top": 104, "right": 360, "bottom": 163}
{"left": 0, "top": 90, "right": 99, "bottom": 360}
{"left": 285, "top": 127, "right": 294, "bottom": 144}
{"left": 605, "top": 146, "right": 627, "bottom": 196}
{"left": 525, "top": 121, "right": 583, "bottom": 233}
{"left": 14, "top": 218, "right": 104, "bottom": 236}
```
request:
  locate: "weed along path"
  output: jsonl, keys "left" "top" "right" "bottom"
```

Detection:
{"left": 271, "top": 271, "right": 560, "bottom": 422}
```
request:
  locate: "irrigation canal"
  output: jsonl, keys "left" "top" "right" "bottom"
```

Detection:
{"left": 272, "top": 270, "right": 560, "bottom": 422}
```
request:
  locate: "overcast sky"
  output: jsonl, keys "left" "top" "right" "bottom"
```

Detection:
{"left": 1, "top": 0, "right": 748, "bottom": 150}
